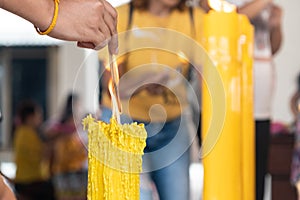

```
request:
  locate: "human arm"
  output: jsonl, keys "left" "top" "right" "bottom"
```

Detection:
{"left": 269, "top": 4, "right": 282, "bottom": 55}
{"left": 0, "top": 175, "right": 15, "bottom": 200}
{"left": 0, "top": 0, "right": 118, "bottom": 53}
{"left": 290, "top": 91, "right": 300, "bottom": 122}
{"left": 199, "top": 0, "right": 272, "bottom": 18}
{"left": 118, "top": 72, "right": 170, "bottom": 98}
{"left": 236, "top": 0, "right": 272, "bottom": 20}
{"left": 234, "top": 1, "right": 283, "bottom": 55}
{"left": 199, "top": 0, "right": 283, "bottom": 56}
{"left": 199, "top": 0, "right": 210, "bottom": 13}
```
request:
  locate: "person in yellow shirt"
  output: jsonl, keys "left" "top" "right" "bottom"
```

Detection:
{"left": 14, "top": 100, "right": 55, "bottom": 200}
{"left": 45, "top": 93, "right": 87, "bottom": 200}
{"left": 99, "top": 0, "right": 204, "bottom": 199}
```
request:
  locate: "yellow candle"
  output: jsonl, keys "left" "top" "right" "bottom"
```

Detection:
{"left": 83, "top": 115, "right": 147, "bottom": 200}
{"left": 202, "top": 1, "right": 242, "bottom": 199}
{"left": 239, "top": 15, "right": 255, "bottom": 200}
{"left": 202, "top": 0, "right": 255, "bottom": 199}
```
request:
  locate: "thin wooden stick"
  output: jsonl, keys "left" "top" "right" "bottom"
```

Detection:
{"left": 109, "top": 53, "right": 122, "bottom": 123}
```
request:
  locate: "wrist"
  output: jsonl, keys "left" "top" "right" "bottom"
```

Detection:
{"left": 35, "top": 0, "right": 60, "bottom": 35}
{"left": 34, "top": 0, "right": 56, "bottom": 31}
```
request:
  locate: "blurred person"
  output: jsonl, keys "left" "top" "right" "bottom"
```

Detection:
{"left": 290, "top": 72, "right": 300, "bottom": 199}
{"left": 0, "top": 0, "right": 118, "bottom": 52}
{"left": 200, "top": 0, "right": 283, "bottom": 199}
{"left": 290, "top": 73, "right": 300, "bottom": 124}
{"left": 0, "top": 100, "right": 15, "bottom": 200}
{"left": 45, "top": 93, "right": 87, "bottom": 200}
{"left": 99, "top": 0, "right": 205, "bottom": 199}
{"left": 14, "top": 100, "right": 55, "bottom": 200}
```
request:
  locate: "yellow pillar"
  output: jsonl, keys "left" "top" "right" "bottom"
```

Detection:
{"left": 239, "top": 15, "right": 255, "bottom": 200}
{"left": 202, "top": 10, "right": 242, "bottom": 200}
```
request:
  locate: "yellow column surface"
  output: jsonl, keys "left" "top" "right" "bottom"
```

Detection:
{"left": 239, "top": 15, "right": 255, "bottom": 200}
{"left": 202, "top": 3, "right": 255, "bottom": 198}
{"left": 202, "top": 10, "right": 242, "bottom": 200}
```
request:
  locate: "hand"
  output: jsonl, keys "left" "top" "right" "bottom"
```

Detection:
{"left": 142, "top": 84, "right": 177, "bottom": 104}
{"left": 49, "top": 0, "right": 118, "bottom": 53}
{"left": 119, "top": 84, "right": 166, "bottom": 98}
{"left": 118, "top": 71, "right": 170, "bottom": 98}
{"left": 269, "top": 4, "right": 282, "bottom": 30}
{"left": 0, "top": 175, "right": 15, "bottom": 200}
{"left": 143, "top": 84, "right": 166, "bottom": 96}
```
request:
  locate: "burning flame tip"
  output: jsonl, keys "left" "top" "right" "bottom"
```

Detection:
{"left": 208, "top": 0, "right": 236, "bottom": 13}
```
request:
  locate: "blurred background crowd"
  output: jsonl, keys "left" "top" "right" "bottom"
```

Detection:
{"left": 0, "top": 0, "right": 300, "bottom": 200}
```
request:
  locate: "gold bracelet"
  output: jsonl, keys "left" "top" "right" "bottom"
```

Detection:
{"left": 35, "top": 0, "right": 60, "bottom": 35}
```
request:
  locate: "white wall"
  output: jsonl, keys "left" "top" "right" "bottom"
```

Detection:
{"left": 48, "top": 43, "right": 99, "bottom": 118}
{"left": 272, "top": 0, "right": 300, "bottom": 124}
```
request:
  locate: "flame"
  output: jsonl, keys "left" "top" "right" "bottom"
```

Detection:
{"left": 105, "top": 60, "right": 110, "bottom": 71}
{"left": 108, "top": 54, "right": 122, "bottom": 123}
{"left": 108, "top": 78, "right": 113, "bottom": 95}
{"left": 177, "top": 51, "right": 189, "bottom": 65}
{"left": 108, "top": 76, "right": 121, "bottom": 123}
{"left": 208, "top": 0, "right": 236, "bottom": 13}
{"left": 105, "top": 57, "right": 124, "bottom": 72}
{"left": 110, "top": 55, "right": 120, "bottom": 85}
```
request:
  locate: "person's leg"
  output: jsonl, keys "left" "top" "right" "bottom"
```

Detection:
{"left": 35, "top": 180, "right": 56, "bottom": 200}
{"left": 144, "top": 114, "right": 192, "bottom": 200}
{"left": 15, "top": 181, "right": 55, "bottom": 200}
{"left": 150, "top": 149, "right": 190, "bottom": 200}
{"left": 99, "top": 106, "right": 112, "bottom": 123}
{"left": 14, "top": 183, "right": 32, "bottom": 200}
{"left": 255, "top": 120, "right": 271, "bottom": 200}
{"left": 140, "top": 174, "right": 156, "bottom": 200}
